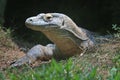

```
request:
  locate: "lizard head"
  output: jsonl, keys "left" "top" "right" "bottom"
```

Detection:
{"left": 25, "top": 13, "right": 66, "bottom": 31}
{"left": 25, "top": 13, "right": 89, "bottom": 40}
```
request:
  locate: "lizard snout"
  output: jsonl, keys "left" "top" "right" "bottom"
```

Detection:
{"left": 43, "top": 13, "right": 53, "bottom": 22}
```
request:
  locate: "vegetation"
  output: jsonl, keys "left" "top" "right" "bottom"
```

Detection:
{"left": 112, "top": 24, "right": 120, "bottom": 38}
{"left": 0, "top": 59, "right": 120, "bottom": 80}
{"left": 0, "top": 25, "right": 120, "bottom": 80}
{"left": 0, "top": 26, "right": 14, "bottom": 47}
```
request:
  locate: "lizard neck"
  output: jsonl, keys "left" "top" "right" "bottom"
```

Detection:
{"left": 42, "top": 30, "right": 83, "bottom": 57}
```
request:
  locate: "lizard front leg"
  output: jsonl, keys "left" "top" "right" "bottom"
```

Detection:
{"left": 10, "top": 44, "right": 55, "bottom": 67}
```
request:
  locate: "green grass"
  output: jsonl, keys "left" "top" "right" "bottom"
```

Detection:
{"left": 0, "top": 59, "right": 120, "bottom": 80}
{"left": 112, "top": 24, "right": 120, "bottom": 38}
{"left": 0, "top": 59, "right": 99, "bottom": 80}
{"left": 0, "top": 26, "right": 16, "bottom": 48}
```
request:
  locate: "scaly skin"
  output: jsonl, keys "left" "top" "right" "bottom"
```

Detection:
{"left": 10, "top": 13, "right": 95, "bottom": 67}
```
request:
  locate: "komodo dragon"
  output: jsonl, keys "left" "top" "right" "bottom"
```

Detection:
{"left": 11, "top": 13, "right": 95, "bottom": 67}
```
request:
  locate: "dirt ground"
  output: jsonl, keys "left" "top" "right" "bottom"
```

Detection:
{"left": 0, "top": 45, "right": 25, "bottom": 69}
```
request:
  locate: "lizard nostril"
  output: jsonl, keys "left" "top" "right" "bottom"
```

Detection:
{"left": 43, "top": 13, "right": 53, "bottom": 21}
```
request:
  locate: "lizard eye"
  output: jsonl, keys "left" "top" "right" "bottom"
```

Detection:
{"left": 43, "top": 13, "right": 53, "bottom": 22}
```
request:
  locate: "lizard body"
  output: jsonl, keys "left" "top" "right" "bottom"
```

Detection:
{"left": 11, "top": 13, "right": 95, "bottom": 67}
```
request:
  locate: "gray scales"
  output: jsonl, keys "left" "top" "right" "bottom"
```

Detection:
{"left": 11, "top": 13, "right": 95, "bottom": 67}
